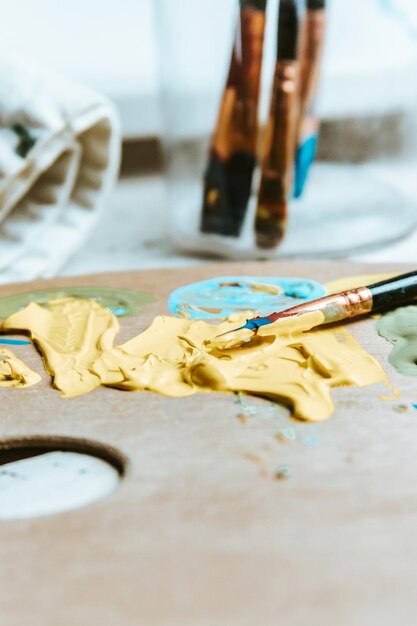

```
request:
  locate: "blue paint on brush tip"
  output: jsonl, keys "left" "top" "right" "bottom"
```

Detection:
{"left": 294, "top": 134, "right": 318, "bottom": 199}
{"left": 243, "top": 317, "right": 272, "bottom": 331}
{"left": 0, "top": 338, "right": 31, "bottom": 346}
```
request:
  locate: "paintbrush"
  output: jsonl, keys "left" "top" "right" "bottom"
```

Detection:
{"left": 201, "top": 0, "right": 267, "bottom": 237}
{"left": 254, "top": 0, "right": 304, "bottom": 249}
{"left": 294, "top": 0, "right": 326, "bottom": 198}
{"left": 218, "top": 271, "right": 417, "bottom": 335}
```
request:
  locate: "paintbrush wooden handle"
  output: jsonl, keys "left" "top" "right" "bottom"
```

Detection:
{"left": 255, "top": 0, "right": 303, "bottom": 249}
{"left": 201, "top": 1, "right": 267, "bottom": 237}
{"left": 297, "top": 1, "right": 326, "bottom": 132}
{"left": 223, "top": 271, "right": 417, "bottom": 335}
{"left": 254, "top": 60, "right": 299, "bottom": 248}
{"left": 264, "top": 271, "right": 417, "bottom": 326}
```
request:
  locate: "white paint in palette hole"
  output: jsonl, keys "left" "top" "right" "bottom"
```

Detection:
{"left": 0, "top": 451, "right": 120, "bottom": 520}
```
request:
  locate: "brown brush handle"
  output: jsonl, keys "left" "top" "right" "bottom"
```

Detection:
{"left": 297, "top": 4, "right": 326, "bottom": 132}
{"left": 201, "top": 2, "right": 267, "bottom": 237}
{"left": 255, "top": 59, "right": 299, "bottom": 249}
{"left": 258, "top": 271, "right": 417, "bottom": 326}
{"left": 211, "top": 3, "right": 266, "bottom": 160}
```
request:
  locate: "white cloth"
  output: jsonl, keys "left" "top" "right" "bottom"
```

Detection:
{"left": 0, "top": 48, "right": 121, "bottom": 284}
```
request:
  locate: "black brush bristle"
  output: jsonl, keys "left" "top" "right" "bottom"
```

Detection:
{"left": 201, "top": 155, "right": 230, "bottom": 234}
{"left": 240, "top": 0, "right": 267, "bottom": 11}
{"left": 277, "top": 0, "right": 303, "bottom": 61}
{"left": 307, "top": 0, "right": 325, "bottom": 9}
{"left": 201, "top": 151, "right": 256, "bottom": 237}
{"left": 225, "top": 151, "right": 256, "bottom": 229}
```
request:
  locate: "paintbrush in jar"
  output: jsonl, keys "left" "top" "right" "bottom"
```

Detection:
{"left": 294, "top": 0, "right": 327, "bottom": 198}
{"left": 218, "top": 271, "right": 417, "bottom": 335}
{"left": 201, "top": 0, "right": 267, "bottom": 237}
{"left": 254, "top": 0, "right": 304, "bottom": 249}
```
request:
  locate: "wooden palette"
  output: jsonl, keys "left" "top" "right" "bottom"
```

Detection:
{"left": 0, "top": 260, "right": 416, "bottom": 625}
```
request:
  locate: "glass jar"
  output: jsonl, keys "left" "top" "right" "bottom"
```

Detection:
{"left": 156, "top": 0, "right": 417, "bottom": 259}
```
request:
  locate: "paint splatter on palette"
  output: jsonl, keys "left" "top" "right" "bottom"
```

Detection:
{"left": 0, "top": 273, "right": 415, "bottom": 422}
{"left": 0, "top": 283, "right": 387, "bottom": 421}
{"left": 168, "top": 276, "right": 326, "bottom": 319}
{"left": 0, "top": 263, "right": 416, "bottom": 625}
{"left": 0, "top": 286, "right": 154, "bottom": 319}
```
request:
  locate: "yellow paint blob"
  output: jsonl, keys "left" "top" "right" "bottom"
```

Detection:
{"left": 0, "top": 349, "right": 41, "bottom": 388}
{"left": 245, "top": 282, "right": 284, "bottom": 296}
{"left": 2, "top": 298, "right": 119, "bottom": 397}
{"left": 325, "top": 273, "right": 394, "bottom": 294}
{"left": 2, "top": 297, "right": 386, "bottom": 421}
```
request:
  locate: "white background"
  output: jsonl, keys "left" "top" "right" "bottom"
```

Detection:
{"left": 1, "top": 0, "right": 417, "bottom": 137}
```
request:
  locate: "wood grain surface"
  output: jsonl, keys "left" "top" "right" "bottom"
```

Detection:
{"left": 0, "top": 260, "right": 416, "bottom": 626}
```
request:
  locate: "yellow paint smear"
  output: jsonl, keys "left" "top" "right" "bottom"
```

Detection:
{"left": 246, "top": 282, "right": 284, "bottom": 295}
{"left": 2, "top": 297, "right": 386, "bottom": 421}
{"left": 0, "top": 348, "right": 41, "bottom": 388}
{"left": 325, "top": 273, "right": 394, "bottom": 294}
{"left": 2, "top": 298, "right": 119, "bottom": 397}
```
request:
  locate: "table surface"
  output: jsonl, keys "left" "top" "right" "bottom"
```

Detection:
{"left": 0, "top": 260, "right": 416, "bottom": 625}
{"left": 61, "top": 167, "right": 417, "bottom": 279}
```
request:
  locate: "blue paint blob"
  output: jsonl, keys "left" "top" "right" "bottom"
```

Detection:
{"left": 294, "top": 134, "right": 318, "bottom": 199}
{"left": 0, "top": 338, "right": 31, "bottom": 346}
{"left": 413, "top": 404, "right": 417, "bottom": 410}
{"left": 109, "top": 306, "right": 127, "bottom": 316}
{"left": 169, "top": 276, "right": 326, "bottom": 320}
{"left": 303, "top": 435, "right": 320, "bottom": 447}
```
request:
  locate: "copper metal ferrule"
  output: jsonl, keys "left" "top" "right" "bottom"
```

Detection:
{"left": 260, "top": 61, "right": 299, "bottom": 190}
{"left": 255, "top": 60, "right": 300, "bottom": 248}
{"left": 270, "top": 287, "right": 374, "bottom": 325}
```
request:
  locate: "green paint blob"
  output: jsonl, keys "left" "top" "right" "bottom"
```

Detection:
{"left": 376, "top": 305, "right": 417, "bottom": 377}
{"left": 0, "top": 287, "right": 154, "bottom": 319}
{"left": 393, "top": 404, "right": 408, "bottom": 414}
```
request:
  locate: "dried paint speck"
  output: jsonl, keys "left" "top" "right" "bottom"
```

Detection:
{"left": 276, "top": 427, "right": 297, "bottom": 443}
{"left": 275, "top": 465, "right": 291, "bottom": 480}
{"left": 246, "top": 453, "right": 267, "bottom": 465}
{"left": 303, "top": 434, "right": 320, "bottom": 447}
